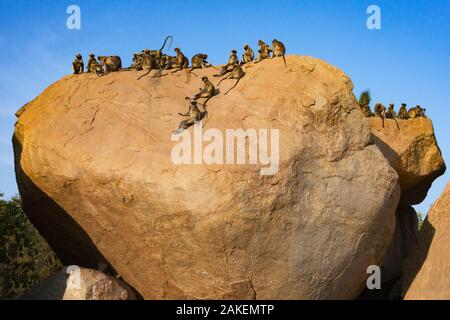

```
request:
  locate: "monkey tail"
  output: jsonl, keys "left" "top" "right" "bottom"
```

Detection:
{"left": 160, "top": 35, "right": 174, "bottom": 53}
{"left": 189, "top": 69, "right": 199, "bottom": 77}
{"left": 393, "top": 117, "right": 400, "bottom": 130}
{"left": 203, "top": 96, "right": 213, "bottom": 107}
{"left": 137, "top": 69, "right": 151, "bottom": 80}
{"left": 224, "top": 79, "right": 241, "bottom": 95}
{"left": 282, "top": 55, "right": 287, "bottom": 68}
{"left": 201, "top": 112, "right": 210, "bottom": 128}
{"left": 151, "top": 72, "right": 168, "bottom": 78}
{"left": 217, "top": 77, "right": 226, "bottom": 87}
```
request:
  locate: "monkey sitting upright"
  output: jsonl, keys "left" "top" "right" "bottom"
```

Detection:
{"left": 188, "top": 54, "right": 212, "bottom": 76}
{"left": 190, "top": 54, "right": 212, "bottom": 70}
{"left": 130, "top": 52, "right": 143, "bottom": 70}
{"left": 271, "top": 39, "right": 287, "bottom": 67}
{"left": 137, "top": 52, "right": 165, "bottom": 80}
{"left": 86, "top": 53, "right": 103, "bottom": 74}
{"left": 98, "top": 55, "right": 122, "bottom": 74}
{"left": 172, "top": 48, "right": 189, "bottom": 73}
{"left": 241, "top": 44, "right": 254, "bottom": 64}
{"left": 374, "top": 103, "right": 387, "bottom": 128}
{"left": 385, "top": 103, "right": 396, "bottom": 118}
{"left": 161, "top": 55, "right": 177, "bottom": 70}
{"left": 385, "top": 103, "right": 400, "bottom": 130}
{"left": 214, "top": 50, "right": 239, "bottom": 77}
{"left": 408, "top": 105, "right": 427, "bottom": 119}
{"left": 398, "top": 103, "right": 409, "bottom": 120}
{"left": 192, "top": 76, "right": 216, "bottom": 109}
{"left": 217, "top": 63, "right": 245, "bottom": 95}
{"left": 255, "top": 40, "right": 273, "bottom": 63}
{"left": 374, "top": 103, "right": 386, "bottom": 117}
{"left": 173, "top": 98, "right": 206, "bottom": 135}
{"left": 72, "top": 53, "right": 84, "bottom": 74}
{"left": 86, "top": 53, "right": 96, "bottom": 72}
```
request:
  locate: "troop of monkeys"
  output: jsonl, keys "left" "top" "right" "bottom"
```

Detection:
{"left": 358, "top": 90, "right": 427, "bottom": 129}
{"left": 71, "top": 36, "right": 287, "bottom": 134}
{"left": 72, "top": 40, "right": 430, "bottom": 134}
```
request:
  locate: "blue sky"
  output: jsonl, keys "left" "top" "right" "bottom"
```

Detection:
{"left": 0, "top": 0, "right": 449, "bottom": 215}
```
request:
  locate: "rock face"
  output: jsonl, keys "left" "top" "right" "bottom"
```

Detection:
{"left": 403, "top": 183, "right": 450, "bottom": 299}
{"left": 357, "top": 203, "right": 420, "bottom": 300}
{"left": 21, "top": 267, "right": 136, "bottom": 300}
{"left": 369, "top": 117, "right": 445, "bottom": 299}
{"left": 382, "top": 205, "right": 419, "bottom": 284}
{"left": 13, "top": 55, "right": 400, "bottom": 299}
{"left": 370, "top": 117, "right": 446, "bottom": 205}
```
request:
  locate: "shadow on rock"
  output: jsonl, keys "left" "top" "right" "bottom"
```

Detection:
{"left": 13, "top": 133, "right": 114, "bottom": 272}
{"left": 401, "top": 218, "right": 436, "bottom": 297}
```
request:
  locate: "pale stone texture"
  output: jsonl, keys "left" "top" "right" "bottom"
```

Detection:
{"left": 14, "top": 56, "right": 400, "bottom": 299}
{"left": 21, "top": 267, "right": 136, "bottom": 300}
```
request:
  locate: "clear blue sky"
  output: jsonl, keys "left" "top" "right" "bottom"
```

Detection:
{"left": 0, "top": 0, "right": 449, "bottom": 215}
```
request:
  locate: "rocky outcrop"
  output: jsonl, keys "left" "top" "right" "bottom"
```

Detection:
{"left": 13, "top": 55, "right": 400, "bottom": 299}
{"left": 403, "top": 183, "right": 450, "bottom": 299}
{"left": 369, "top": 117, "right": 445, "bottom": 299}
{"left": 21, "top": 267, "right": 136, "bottom": 300}
{"left": 370, "top": 117, "right": 446, "bottom": 205}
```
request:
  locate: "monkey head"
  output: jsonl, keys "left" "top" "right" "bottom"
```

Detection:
{"left": 374, "top": 103, "right": 384, "bottom": 110}
{"left": 89, "top": 53, "right": 95, "bottom": 57}
{"left": 244, "top": 44, "right": 249, "bottom": 50}
{"left": 174, "top": 48, "right": 181, "bottom": 53}
{"left": 417, "top": 105, "right": 426, "bottom": 113}
{"left": 76, "top": 53, "right": 82, "bottom": 59}
{"left": 231, "top": 50, "right": 237, "bottom": 55}
{"left": 190, "top": 100, "right": 198, "bottom": 108}
{"left": 201, "top": 76, "right": 209, "bottom": 82}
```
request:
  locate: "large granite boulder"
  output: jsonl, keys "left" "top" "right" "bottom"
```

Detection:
{"left": 13, "top": 55, "right": 400, "bottom": 299}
